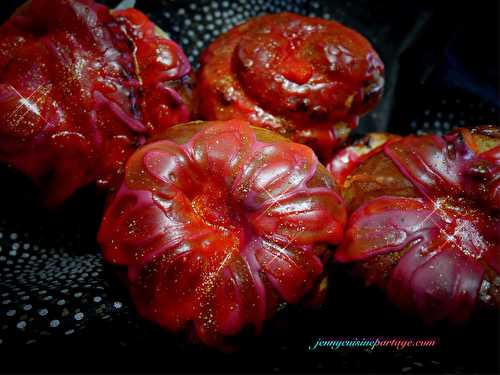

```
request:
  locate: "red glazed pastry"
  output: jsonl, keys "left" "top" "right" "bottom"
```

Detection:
{"left": 98, "top": 119, "right": 346, "bottom": 347}
{"left": 0, "top": 0, "right": 192, "bottom": 206}
{"left": 196, "top": 13, "right": 384, "bottom": 161}
{"left": 327, "top": 126, "right": 500, "bottom": 322}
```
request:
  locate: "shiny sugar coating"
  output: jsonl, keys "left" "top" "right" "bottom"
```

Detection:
{"left": 98, "top": 119, "right": 347, "bottom": 347}
{"left": 0, "top": 0, "right": 192, "bottom": 206}
{"left": 196, "top": 12, "right": 384, "bottom": 161}
{"left": 328, "top": 125, "right": 500, "bottom": 322}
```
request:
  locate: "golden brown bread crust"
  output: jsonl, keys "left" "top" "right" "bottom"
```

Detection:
{"left": 343, "top": 152, "right": 417, "bottom": 213}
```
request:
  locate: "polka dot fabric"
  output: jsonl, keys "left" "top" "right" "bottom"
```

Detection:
{"left": 0, "top": 0, "right": 498, "bottom": 373}
{"left": 407, "top": 94, "right": 498, "bottom": 136}
{"left": 0, "top": 222, "right": 132, "bottom": 345}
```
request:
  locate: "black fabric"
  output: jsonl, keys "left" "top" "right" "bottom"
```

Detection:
{"left": 0, "top": 0, "right": 498, "bottom": 373}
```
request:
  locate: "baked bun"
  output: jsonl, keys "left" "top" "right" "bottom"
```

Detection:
{"left": 328, "top": 126, "right": 500, "bottom": 322}
{"left": 98, "top": 119, "right": 347, "bottom": 347}
{"left": 0, "top": 0, "right": 193, "bottom": 205}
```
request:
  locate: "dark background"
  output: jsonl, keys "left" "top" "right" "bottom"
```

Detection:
{"left": 0, "top": 0, "right": 499, "bottom": 373}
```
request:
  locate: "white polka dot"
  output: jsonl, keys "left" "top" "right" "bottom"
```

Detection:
{"left": 38, "top": 309, "right": 48, "bottom": 316}
{"left": 49, "top": 320, "right": 60, "bottom": 328}
{"left": 74, "top": 312, "right": 84, "bottom": 321}
{"left": 16, "top": 321, "right": 27, "bottom": 329}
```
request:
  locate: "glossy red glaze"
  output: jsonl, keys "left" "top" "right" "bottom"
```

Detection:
{"left": 333, "top": 127, "right": 499, "bottom": 322}
{"left": 0, "top": 0, "right": 192, "bottom": 205}
{"left": 98, "top": 120, "right": 346, "bottom": 347}
{"left": 196, "top": 13, "right": 384, "bottom": 160}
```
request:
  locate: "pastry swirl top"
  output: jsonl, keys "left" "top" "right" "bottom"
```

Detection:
{"left": 197, "top": 13, "right": 384, "bottom": 160}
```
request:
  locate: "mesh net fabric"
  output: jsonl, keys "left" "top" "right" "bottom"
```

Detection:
{"left": 0, "top": 0, "right": 498, "bottom": 373}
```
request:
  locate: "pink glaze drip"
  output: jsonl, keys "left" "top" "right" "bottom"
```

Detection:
{"left": 326, "top": 134, "right": 401, "bottom": 186}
